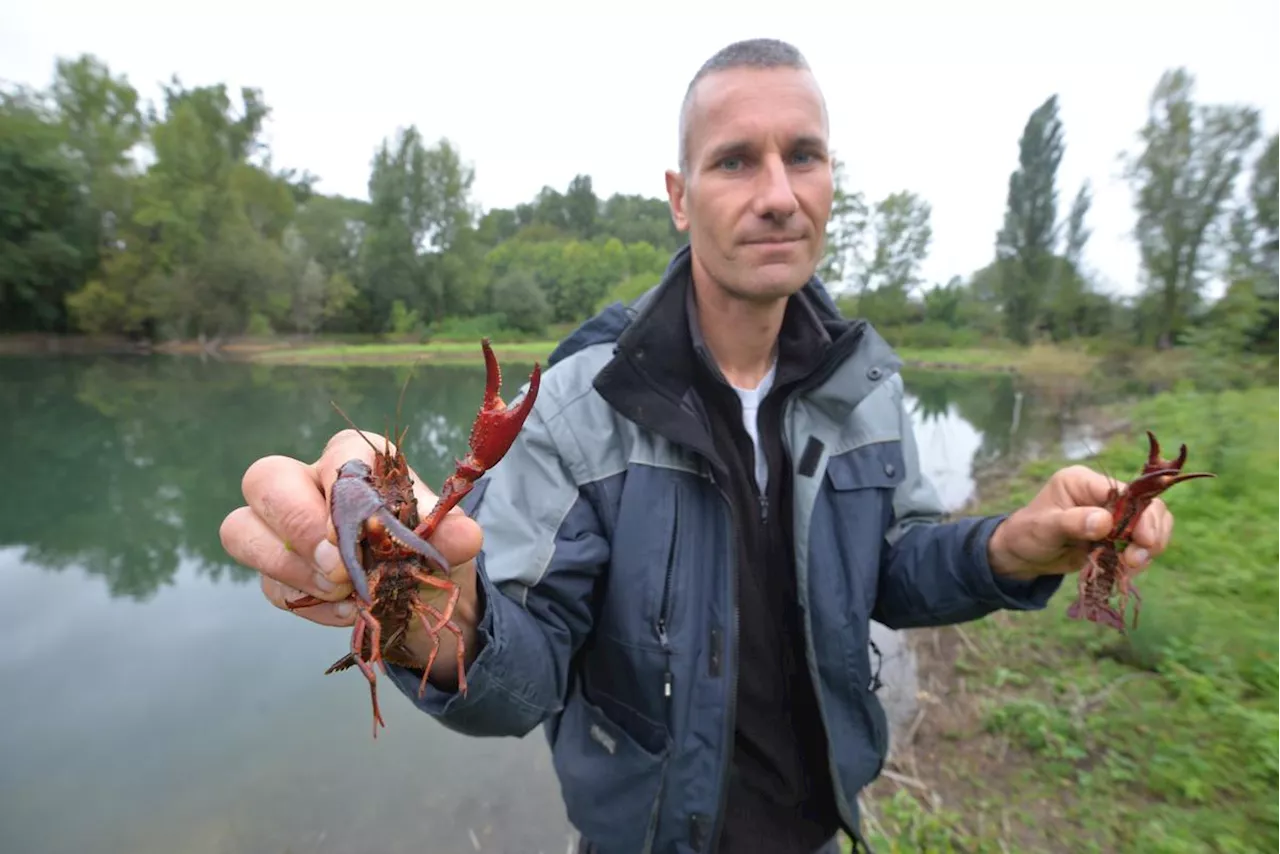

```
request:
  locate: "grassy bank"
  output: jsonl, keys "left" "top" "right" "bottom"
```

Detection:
{"left": 848, "top": 385, "right": 1278, "bottom": 853}
{"left": 241, "top": 339, "right": 554, "bottom": 366}
{"left": 0, "top": 330, "right": 1109, "bottom": 376}
{"left": 238, "top": 338, "right": 1100, "bottom": 375}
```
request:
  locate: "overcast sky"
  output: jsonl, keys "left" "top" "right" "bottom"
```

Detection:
{"left": 3, "top": 0, "right": 1277, "bottom": 297}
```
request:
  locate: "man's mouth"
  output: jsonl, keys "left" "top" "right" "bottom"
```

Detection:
{"left": 745, "top": 235, "right": 803, "bottom": 245}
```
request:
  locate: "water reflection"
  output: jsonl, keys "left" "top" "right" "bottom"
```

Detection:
{"left": 0, "top": 356, "right": 1100, "bottom": 854}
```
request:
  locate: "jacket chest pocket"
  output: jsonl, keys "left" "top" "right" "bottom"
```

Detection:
{"left": 822, "top": 440, "right": 907, "bottom": 599}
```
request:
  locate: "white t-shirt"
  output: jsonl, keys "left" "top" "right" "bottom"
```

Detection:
{"left": 730, "top": 361, "right": 777, "bottom": 495}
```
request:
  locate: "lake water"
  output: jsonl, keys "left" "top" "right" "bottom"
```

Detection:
{"left": 0, "top": 355, "right": 1098, "bottom": 854}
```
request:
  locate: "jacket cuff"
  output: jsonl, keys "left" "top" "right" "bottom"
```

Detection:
{"left": 966, "top": 513, "right": 1064, "bottom": 609}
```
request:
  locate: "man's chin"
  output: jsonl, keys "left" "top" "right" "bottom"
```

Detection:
{"left": 752, "top": 257, "right": 816, "bottom": 289}
{"left": 726, "top": 269, "right": 811, "bottom": 303}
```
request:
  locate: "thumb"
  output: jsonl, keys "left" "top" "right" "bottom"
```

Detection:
{"left": 1056, "top": 506, "right": 1113, "bottom": 543}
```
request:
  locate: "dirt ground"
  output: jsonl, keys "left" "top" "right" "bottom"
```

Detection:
{"left": 855, "top": 620, "right": 1095, "bottom": 853}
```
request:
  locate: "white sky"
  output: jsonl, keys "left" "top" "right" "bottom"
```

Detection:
{"left": 3, "top": 0, "right": 1277, "bottom": 298}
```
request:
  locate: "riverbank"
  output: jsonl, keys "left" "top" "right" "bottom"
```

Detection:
{"left": 227, "top": 339, "right": 1102, "bottom": 377}
{"left": 0, "top": 332, "right": 1106, "bottom": 377}
{"left": 848, "top": 385, "right": 1278, "bottom": 853}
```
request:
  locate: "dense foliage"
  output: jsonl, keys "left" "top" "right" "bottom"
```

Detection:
{"left": 1, "top": 54, "right": 1274, "bottom": 360}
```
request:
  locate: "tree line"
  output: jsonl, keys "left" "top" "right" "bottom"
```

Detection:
{"left": 819, "top": 77, "right": 1276, "bottom": 357}
{"left": 1, "top": 53, "right": 1275, "bottom": 357}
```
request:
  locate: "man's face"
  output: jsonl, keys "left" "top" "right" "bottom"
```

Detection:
{"left": 666, "top": 66, "right": 833, "bottom": 304}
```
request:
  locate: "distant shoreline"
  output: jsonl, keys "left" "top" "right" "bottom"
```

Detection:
{"left": 0, "top": 333, "right": 1097, "bottom": 376}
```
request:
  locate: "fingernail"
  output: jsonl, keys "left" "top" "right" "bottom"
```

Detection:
{"left": 1088, "top": 510, "right": 1110, "bottom": 537}
{"left": 312, "top": 571, "right": 336, "bottom": 593}
{"left": 313, "top": 540, "right": 341, "bottom": 579}
{"left": 335, "top": 601, "right": 354, "bottom": 619}
{"left": 1130, "top": 548, "right": 1150, "bottom": 567}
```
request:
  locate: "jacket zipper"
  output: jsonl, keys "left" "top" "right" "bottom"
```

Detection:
{"left": 706, "top": 468, "right": 738, "bottom": 853}
{"left": 656, "top": 490, "right": 678, "bottom": 704}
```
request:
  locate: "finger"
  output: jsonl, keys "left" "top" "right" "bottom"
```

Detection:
{"left": 241, "top": 454, "right": 335, "bottom": 580}
{"left": 1131, "top": 499, "right": 1168, "bottom": 551}
{"left": 1057, "top": 465, "right": 1122, "bottom": 510}
{"left": 260, "top": 575, "right": 356, "bottom": 627}
{"left": 312, "top": 429, "right": 485, "bottom": 579}
{"left": 1054, "top": 504, "right": 1114, "bottom": 543}
{"left": 220, "top": 506, "right": 354, "bottom": 602}
{"left": 1124, "top": 500, "right": 1172, "bottom": 569}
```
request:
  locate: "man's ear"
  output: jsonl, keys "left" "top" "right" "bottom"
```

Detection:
{"left": 665, "top": 170, "right": 689, "bottom": 232}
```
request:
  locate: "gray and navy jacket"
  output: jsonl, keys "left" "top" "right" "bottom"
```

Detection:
{"left": 386, "top": 245, "right": 1063, "bottom": 853}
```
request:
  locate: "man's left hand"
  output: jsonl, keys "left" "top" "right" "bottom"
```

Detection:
{"left": 986, "top": 464, "right": 1173, "bottom": 582}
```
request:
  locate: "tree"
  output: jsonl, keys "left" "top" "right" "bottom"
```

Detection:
{"left": 50, "top": 56, "right": 146, "bottom": 252}
{"left": 865, "top": 190, "right": 933, "bottom": 296}
{"left": 1122, "top": 67, "right": 1262, "bottom": 348}
{"left": 0, "top": 89, "right": 94, "bottom": 332}
{"left": 358, "top": 127, "right": 478, "bottom": 330}
{"left": 995, "top": 95, "right": 1065, "bottom": 344}
{"left": 817, "top": 156, "right": 868, "bottom": 292}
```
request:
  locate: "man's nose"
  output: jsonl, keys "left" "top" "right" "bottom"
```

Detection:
{"left": 752, "top": 155, "right": 800, "bottom": 220}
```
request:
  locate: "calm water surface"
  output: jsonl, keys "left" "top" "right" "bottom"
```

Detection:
{"left": 0, "top": 355, "right": 1097, "bottom": 854}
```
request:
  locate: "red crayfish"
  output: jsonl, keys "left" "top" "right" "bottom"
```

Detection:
{"left": 1066, "top": 430, "right": 1214, "bottom": 633}
{"left": 285, "top": 339, "right": 541, "bottom": 736}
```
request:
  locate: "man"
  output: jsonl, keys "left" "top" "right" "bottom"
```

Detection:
{"left": 220, "top": 39, "right": 1175, "bottom": 854}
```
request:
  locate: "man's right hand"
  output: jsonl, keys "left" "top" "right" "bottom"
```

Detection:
{"left": 218, "top": 428, "right": 485, "bottom": 691}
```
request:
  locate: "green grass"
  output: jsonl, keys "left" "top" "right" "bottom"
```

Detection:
{"left": 849, "top": 385, "right": 1279, "bottom": 853}
{"left": 894, "top": 343, "right": 1099, "bottom": 376}
{"left": 244, "top": 337, "right": 1100, "bottom": 376}
{"left": 244, "top": 339, "right": 553, "bottom": 366}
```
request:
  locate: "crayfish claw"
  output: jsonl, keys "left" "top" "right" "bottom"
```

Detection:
{"left": 1144, "top": 430, "right": 1162, "bottom": 469}
{"left": 481, "top": 336, "right": 503, "bottom": 411}
{"left": 371, "top": 506, "right": 452, "bottom": 574}
{"left": 416, "top": 341, "right": 542, "bottom": 539}
{"left": 470, "top": 339, "right": 542, "bottom": 471}
{"left": 331, "top": 466, "right": 379, "bottom": 606}
{"left": 1144, "top": 430, "right": 1193, "bottom": 477}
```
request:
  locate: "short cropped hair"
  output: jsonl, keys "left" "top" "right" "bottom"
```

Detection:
{"left": 677, "top": 38, "right": 813, "bottom": 173}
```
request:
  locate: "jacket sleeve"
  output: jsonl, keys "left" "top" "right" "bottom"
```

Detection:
{"left": 870, "top": 379, "right": 1063, "bottom": 630}
{"left": 383, "top": 399, "right": 608, "bottom": 738}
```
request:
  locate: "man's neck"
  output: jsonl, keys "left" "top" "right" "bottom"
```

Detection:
{"left": 691, "top": 272, "right": 786, "bottom": 391}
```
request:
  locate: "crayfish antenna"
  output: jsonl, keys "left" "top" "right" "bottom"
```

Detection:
{"left": 391, "top": 360, "right": 420, "bottom": 459}
{"left": 331, "top": 400, "right": 382, "bottom": 458}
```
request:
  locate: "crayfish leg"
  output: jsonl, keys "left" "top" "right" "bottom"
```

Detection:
{"left": 447, "top": 618, "right": 468, "bottom": 697}
{"left": 347, "top": 610, "right": 387, "bottom": 738}
{"left": 408, "top": 601, "right": 469, "bottom": 699}
{"left": 411, "top": 603, "right": 444, "bottom": 700}
{"left": 413, "top": 571, "right": 462, "bottom": 634}
{"left": 1116, "top": 575, "right": 1143, "bottom": 631}
{"left": 284, "top": 593, "right": 330, "bottom": 611}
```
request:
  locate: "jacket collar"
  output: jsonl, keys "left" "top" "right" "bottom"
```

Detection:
{"left": 604, "top": 244, "right": 850, "bottom": 392}
{"left": 548, "top": 244, "right": 901, "bottom": 458}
